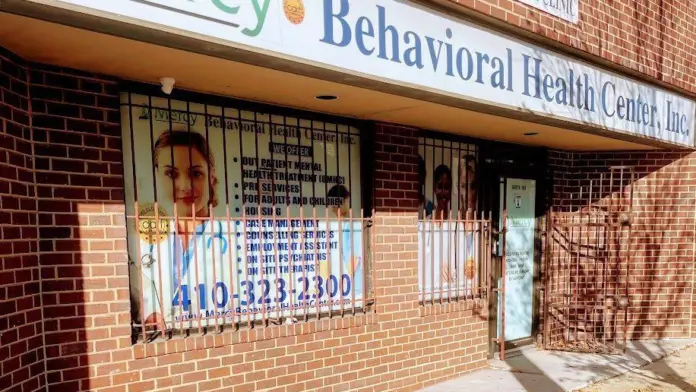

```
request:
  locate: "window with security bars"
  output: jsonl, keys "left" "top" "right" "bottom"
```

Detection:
{"left": 121, "top": 92, "right": 374, "bottom": 340}
{"left": 418, "top": 136, "right": 491, "bottom": 304}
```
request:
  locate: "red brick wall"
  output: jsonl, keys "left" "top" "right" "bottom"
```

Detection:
{"left": 3, "top": 44, "right": 696, "bottom": 392}
{"left": 6, "top": 54, "right": 490, "bottom": 391}
{"left": 30, "top": 63, "right": 127, "bottom": 392}
{"left": 437, "top": 0, "right": 696, "bottom": 93}
{"left": 373, "top": 126, "right": 420, "bottom": 213}
{"left": 0, "top": 50, "right": 45, "bottom": 392}
{"left": 545, "top": 150, "right": 696, "bottom": 344}
{"left": 548, "top": 150, "right": 576, "bottom": 210}
{"left": 574, "top": 151, "right": 696, "bottom": 339}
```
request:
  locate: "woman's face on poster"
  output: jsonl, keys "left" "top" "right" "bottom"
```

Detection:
{"left": 460, "top": 166, "right": 477, "bottom": 212}
{"left": 434, "top": 173, "right": 451, "bottom": 207}
{"left": 331, "top": 195, "right": 351, "bottom": 218}
{"left": 156, "top": 145, "right": 210, "bottom": 218}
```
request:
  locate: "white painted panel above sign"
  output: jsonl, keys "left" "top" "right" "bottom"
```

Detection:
{"left": 26, "top": 0, "right": 696, "bottom": 147}
{"left": 517, "top": 0, "right": 579, "bottom": 24}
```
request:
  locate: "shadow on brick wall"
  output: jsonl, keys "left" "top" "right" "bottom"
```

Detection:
{"left": 30, "top": 61, "right": 125, "bottom": 391}
{"left": 517, "top": 150, "right": 696, "bottom": 392}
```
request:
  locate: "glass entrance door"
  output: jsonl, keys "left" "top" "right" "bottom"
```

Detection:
{"left": 497, "top": 178, "right": 537, "bottom": 346}
{"left": 479, "top": 141, "right": 547, "bottom": 358}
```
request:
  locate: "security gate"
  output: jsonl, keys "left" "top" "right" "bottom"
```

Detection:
{"left": 543, "top": 166, "right": 635, "bottom": 354}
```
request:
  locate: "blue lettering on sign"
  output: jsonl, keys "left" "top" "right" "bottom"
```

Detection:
{"left": 318, "top": 0, "right": 692, "bottom": 141}
{"left": 171, "top": 275, "right": 354, "bottom": 315}
{"left": 355, "top": 16, "right": 375, "bottom": 55}
{"left": 601, "top": 81, "right": 663, "bottom": 129}
{"left": 321, "top": 0, "right": 514, "bottom": 92}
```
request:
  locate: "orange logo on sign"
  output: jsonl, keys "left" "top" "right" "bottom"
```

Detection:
{"left": 283, "top": 0, "right": 305, "bottom": 25}
{"left": 138, "top": 203, "right": 170, "bottom": 246}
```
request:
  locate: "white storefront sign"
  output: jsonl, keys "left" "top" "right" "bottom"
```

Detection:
{"left": 517, "top": 0, "right": 579, "bottom": 24}
{"left": 28, "top": 0, "right": 696, "bottom": 147}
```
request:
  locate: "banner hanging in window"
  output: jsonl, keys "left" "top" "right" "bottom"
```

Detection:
{"left": 417, "top": 137, "right": 480, "bottom": 301}
{"left": 121, "top": 93, "right": 363, "bottom": 328}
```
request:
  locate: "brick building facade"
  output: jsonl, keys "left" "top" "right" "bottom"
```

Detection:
{"left": 2, "top": 0, "right": 696, "bottom": 391}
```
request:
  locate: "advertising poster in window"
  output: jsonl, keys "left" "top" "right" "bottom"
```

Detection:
{"left": 121, "top": 93, "right": 363, "bottom": 329}
{"left": 417, "top": 138, "right": 479, "bottom": 301}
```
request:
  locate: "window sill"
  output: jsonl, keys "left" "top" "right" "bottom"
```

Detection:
{"left": 132, "top": 311, "right": 378, "bottom": 359}
{"left": 420, "top": 297, "right": 487, "bottom": 317}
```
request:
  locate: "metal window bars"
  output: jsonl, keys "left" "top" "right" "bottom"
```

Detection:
{"left": 418, "top": 211, "right": 493, "bottom": 304}
{"left": 417, "top": 136, "right": 490, "bottom": 303}
{"left": 121, "top": 93, "right": 375, "bottom": 341}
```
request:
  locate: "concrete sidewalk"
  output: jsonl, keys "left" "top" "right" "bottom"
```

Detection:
{"left": 579, "top": 344, "right": 696, "bottom": 392}
{"left": 420, "top": 339, "right": 696, "bottom": 392}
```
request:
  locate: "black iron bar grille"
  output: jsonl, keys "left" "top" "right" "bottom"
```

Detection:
{"left": 120, "top": 93, "right": 375, "bottom": 340}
